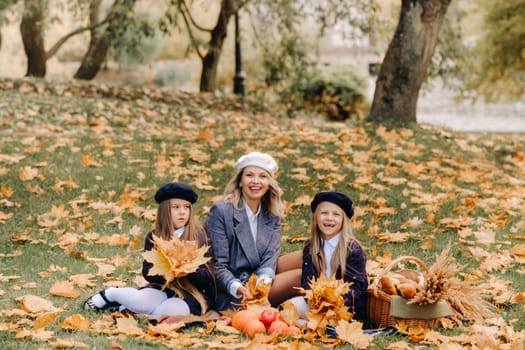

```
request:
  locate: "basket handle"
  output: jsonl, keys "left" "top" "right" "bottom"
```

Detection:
{"left": 370, "top": 255, "right": 428, "bottom": 296}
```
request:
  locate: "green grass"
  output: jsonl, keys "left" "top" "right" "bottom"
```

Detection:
{"left": 0, "top": 77, "right": 524, "bottom": 349}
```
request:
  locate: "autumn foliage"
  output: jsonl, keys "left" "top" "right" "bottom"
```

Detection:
{"left": 0, "top": 79, "right": 524, "bottom": 349}
{"left": 141, "top": 234, "right": 210, "bottom": 288}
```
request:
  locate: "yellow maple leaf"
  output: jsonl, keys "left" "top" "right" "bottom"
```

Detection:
{"left": 115, "top": 316, "right": 145, "bottom": 336}
{"left": 241, "top": 273, "right": 271, "bottom": 308}
{"left": 0, "top": 210, "right": 13, "bottom": 223}
{"left": 81, "top": 152, "right": 102, "bottom": 167}
{"left": 142, "top": 234, "right": 210, "bottom": 288}
{"left": 298, "top": 274, "right": 353, "bottom": 336}
{"left": 33, "top": 311, "right": 60, "bottom": 330}
{"left": 335, "top": 320, "right": 372, "bottom": 349}
{"left": 51, "top": 338, "right": 90, "bottom": 348}
{"left": 15, "top": 329, "right": 54, "bottom": 341}
{"left": 1, "top": 186, "right": 13, "bottom": 197}
{"left": 18, "top": 295, "right": 59, "bottom": 313}
{"left": 19, "top": 166, "right": 38, "bottom": 181}
{"left": 60, "top": 314, "right": 91, "bottom": 331}
{"left": 49, "top": 281, "right": 80, "bottom": 298}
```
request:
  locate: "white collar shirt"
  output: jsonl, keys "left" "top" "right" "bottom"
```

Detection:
{"left": 323, "top": 233, "right": 341, "bottom": 277}
{"left": 245, "top": 203, "right": 260, "bottom": 242}
{"left": 174, "top": 226, "right": 185, "bottom": 238}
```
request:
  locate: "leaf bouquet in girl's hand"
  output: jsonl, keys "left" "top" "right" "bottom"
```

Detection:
{"left": 298, "top": 273, "right": 354, "bottom": 333}
{"left": 142, "top": 234, "right": 210, "bottom": 288}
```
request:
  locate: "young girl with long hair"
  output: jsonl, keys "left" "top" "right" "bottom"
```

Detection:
{"left": 288, "top": 191, "right": 368, "bottom": 322}
{"left": 83, "top": 182, "right": 215, "bottom": 317}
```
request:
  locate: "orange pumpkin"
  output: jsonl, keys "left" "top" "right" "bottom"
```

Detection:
{"left": 243, "top": 319, "right": 266, "bottom": 337}
{"left": 231, "top": 309, "right": 259, "bottom": 331}
{"left": 283, "top": 325, "right": 302, "bottom": 336}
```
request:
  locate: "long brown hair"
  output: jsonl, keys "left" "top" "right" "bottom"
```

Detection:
{"left": 223, "top": 170, "right": 284, "bottom": 217}
{"left": 309, "top": 207, "right": 356, "bottom": 278}
{"left": 153, "top": 199, "right": 214, "bottom": 314}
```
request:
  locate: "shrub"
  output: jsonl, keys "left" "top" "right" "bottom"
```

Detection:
{"left": 285, "top": 64, "right": 370, "bottom": 120}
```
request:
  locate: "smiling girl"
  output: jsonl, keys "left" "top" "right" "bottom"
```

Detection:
{"left": 288, "top": 191, "right": 368, "bottom": 322}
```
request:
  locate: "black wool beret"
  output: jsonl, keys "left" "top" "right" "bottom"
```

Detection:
{"left": 154, "top": 182, "right": 198, "bottom": 204}
{"left": 310, "top": 191, "right": 354, "bottom": 219}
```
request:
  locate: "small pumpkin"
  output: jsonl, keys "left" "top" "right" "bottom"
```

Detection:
{"left": 243, "top": 318, "right": 266, "bottom": 337}
{"left": 231, "top": 309, "right": 259, "bottom": 331}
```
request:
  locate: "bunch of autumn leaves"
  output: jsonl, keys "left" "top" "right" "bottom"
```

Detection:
{"left": 142, "top": 235, "right": 210, "bottom": 288}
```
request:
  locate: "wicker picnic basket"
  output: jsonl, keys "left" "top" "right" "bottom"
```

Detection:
{"left": 366, "top": 255, "right": 441, "bottom": 328}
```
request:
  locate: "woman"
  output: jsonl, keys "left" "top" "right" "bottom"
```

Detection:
{"left": 205, "top": 151, "right": 301, "bottom": 311}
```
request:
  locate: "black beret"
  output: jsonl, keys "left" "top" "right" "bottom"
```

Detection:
{"left": 154, "top": 183, "right": 198, "bottom": 204}
{"left": 310, "top": 191, "right": 354, "bottom": 219}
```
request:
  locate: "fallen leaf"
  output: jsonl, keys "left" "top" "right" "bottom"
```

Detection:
{"left": 17, "top": 295, "right": 58, "bottom": 313}
{"left": 60, "top": 314, "right": 91, "bottom": 331}
{"left": 49, "top": 281, "right": 81, "bottom": 298}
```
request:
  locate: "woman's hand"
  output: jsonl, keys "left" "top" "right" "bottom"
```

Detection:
{"left": 236, "top": 285, "right": 251, "bottom": 298}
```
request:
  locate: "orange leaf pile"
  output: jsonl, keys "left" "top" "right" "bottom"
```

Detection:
{"left": 142, "top": 234, "right": 210, "bottom": 288}
{"left": 298, "top": 274, "right": 353, "bottom": 336}
{"left": 241, "top": 273, "right": 271, "bottom": 309}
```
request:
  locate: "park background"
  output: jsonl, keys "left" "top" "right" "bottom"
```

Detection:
{"left": 1, "top": 0, "right": 524, "bottom": 132}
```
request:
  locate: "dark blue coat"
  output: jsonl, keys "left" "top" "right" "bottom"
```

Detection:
{"left": 142, "top": 231, "right": 216, "bottom": 315}
{"left": 301, "top": 238, "right": 368, "bottom": 322}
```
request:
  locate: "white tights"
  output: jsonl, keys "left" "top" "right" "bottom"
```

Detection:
{"left": 104, "top": 287, "right": 190, "bottom": 316}
{"left": 288, "top": 296, "right": 310, "bottom": 325}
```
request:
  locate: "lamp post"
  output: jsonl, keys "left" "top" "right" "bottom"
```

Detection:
{"left": 233, "top": 12, "right": 246, "bottom": 96}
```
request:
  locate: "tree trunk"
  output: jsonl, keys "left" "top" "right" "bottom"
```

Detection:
{"left": 20, "top": 0, "right": 46, "bottom": 77}
{"left": 369, "top": 0, "right": 451, "bottom": 124}
{"left": 199, "top": 0, "right": 236, "bottom": 92}
{"left": 74, "top": 0, "right": 135, "bottom": 80}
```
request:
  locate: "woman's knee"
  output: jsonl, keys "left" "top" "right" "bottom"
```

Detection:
{"left": 276, "top": 250, "right": 302, "bottom": 273}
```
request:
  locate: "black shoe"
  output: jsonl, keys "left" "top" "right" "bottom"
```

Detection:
{"left": 326, "top": 324, "right": 338, "bottom": 338}
{"left": 82, "top": 289, "right": 120, "bottom": 312}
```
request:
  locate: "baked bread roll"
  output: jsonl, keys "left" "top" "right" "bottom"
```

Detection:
{"left": 397, "top": 282, "right": 417, "bottom": 299}
{"left": 379, "top": 275, "right": 398, "bottom": 295}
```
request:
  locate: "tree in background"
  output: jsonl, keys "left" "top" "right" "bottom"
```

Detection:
{"left": 162, "top": 0, "right": 377, "bottom": 93}
{"left": 12, "top": 0, "right": 128, "bottom": 78}
{"left": 462, "top": 0, "right": 525, "bottom": 102}
{"left": 20, "top": 0, "right": 47, "bottom": 76}
{"left": 369, "top": 0, "right": 452, "bottom": 124}
{"left": 74, "top": 0, "right": 155, "bottom": 80}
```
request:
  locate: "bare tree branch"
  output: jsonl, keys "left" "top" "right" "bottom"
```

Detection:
{"left": 46, "top": 13, "right": 114, "bottom": 59}
{"left": 180, "top": 0, "right": 212, "bottom": 32}
{"left": 179, "top": 0, "right": 204, "bottom": 59}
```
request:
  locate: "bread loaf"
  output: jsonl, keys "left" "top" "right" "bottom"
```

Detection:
{"left": 397, "top": 282, "right": 417, "bottom": 299}
{"left": 379, "top": 275, "right": 398, "bottom": 295}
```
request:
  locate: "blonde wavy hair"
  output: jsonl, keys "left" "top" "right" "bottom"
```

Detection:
{"left": 153, "top": 199, "right": 214, "bottom": 314}
{"left": 223, "top": 169, "right": 284, "bottom": 217}
{"left": 309, "top": 207, "right": 356, "bottom": 278}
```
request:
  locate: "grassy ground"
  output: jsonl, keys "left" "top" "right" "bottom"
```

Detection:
{"left": 0, "top": 77, "right": 524, "bottom": 349}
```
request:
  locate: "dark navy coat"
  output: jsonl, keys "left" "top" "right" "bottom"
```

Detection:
{"left": 301, "top": 238, "right": 368, "bottom": 322}
{"left": 142, "top": 231, "right": 216, "bottom": 315}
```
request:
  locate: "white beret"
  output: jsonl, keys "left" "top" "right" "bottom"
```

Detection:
{"left": 236, "top": 151, "right": 278, "bottom": 176}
